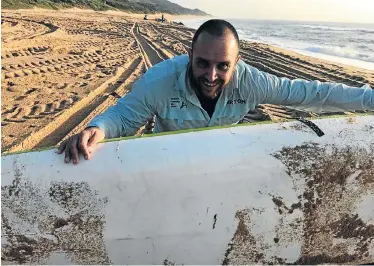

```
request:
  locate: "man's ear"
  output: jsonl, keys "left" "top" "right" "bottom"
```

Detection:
{"left": 236, "top": 54, "right": 241, "bottom": 64}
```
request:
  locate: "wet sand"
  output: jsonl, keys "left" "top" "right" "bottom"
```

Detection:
{"left": 2, "top": 9, "right": 374, "bottom": 153}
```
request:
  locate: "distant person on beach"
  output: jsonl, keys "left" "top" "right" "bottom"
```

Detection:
{"left": 58, "top": 19, "right": 374, "bottom": 164}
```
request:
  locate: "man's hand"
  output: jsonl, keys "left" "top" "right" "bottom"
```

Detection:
{"left": 57, "top": 127, "right": 105, "bottom": 164}
{"left": 144, "top": 116, "right": 155, "bottom": 134}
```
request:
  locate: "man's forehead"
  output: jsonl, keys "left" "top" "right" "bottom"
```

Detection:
{"left": 193, "top": 32, "right": 238, "bottom": 61}
{"left": 195, "top": 56, "right": 230, "bottom": 65}
{"left": 195, "top": 30, "right": 236, "bottom": 44}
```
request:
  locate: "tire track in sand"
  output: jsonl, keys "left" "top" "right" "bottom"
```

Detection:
{"left": 54, "top": 22, "right": 168, "bottom": 141}
{"left": 7, "top": 58, "right": 141, "bottom": 152}
{"left": 58, "top": 57, "right": 145, "bottom": 143}
{"left": 132, "top": 22, "right": 168, "bottom": 69}
{"left": 2, "top": 14, "right": 143, "bottom": 152}
{"left": 1, "top": 16, "right": 59, "bottom": 41}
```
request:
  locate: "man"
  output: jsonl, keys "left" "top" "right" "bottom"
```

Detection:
{"left": 58, "top": 19, "right": 374, "bottom": 164}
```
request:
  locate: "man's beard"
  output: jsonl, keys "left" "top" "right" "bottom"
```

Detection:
{"left": 188, "top": 65, "right": 223, "bottom": 100}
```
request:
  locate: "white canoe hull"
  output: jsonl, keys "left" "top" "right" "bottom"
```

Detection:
{"left": 2, "top": 116, "right": 374, "bottom": 264}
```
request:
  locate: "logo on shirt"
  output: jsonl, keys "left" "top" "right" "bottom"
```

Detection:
{"left": 227, "top": 99, "right": 246, "bottom": 105}
{"left": 170, "top": 97, "right": 187, "bottom": 109}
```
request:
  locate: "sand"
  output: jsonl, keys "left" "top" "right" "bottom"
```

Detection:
{"left": 2, "top": 9, "right": 374, "bottom": 153}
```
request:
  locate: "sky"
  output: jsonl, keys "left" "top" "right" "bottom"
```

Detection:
{"left": 168, "top": 0, "right": 374, "bottom": 24}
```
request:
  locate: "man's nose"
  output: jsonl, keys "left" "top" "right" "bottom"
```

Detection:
{"left": 206, "top": 67, "right": 218, "bottom": 82}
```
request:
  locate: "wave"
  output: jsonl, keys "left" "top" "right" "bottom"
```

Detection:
{"left": 303, "top": 45, "right": 374, "bottom": 63}
{"left": 236, "top": 29, "right": 267, "bottom": 42}
{"left": 236, "top": 29, "right": 247, "bottom": 35}
{"left": 238, "top": 33, "right": 374, "bottom": 63}
{"left": 181, "top": 18, "right": 374, "bottom": 69}
{"left": 299, "top": 24, "right": 374, "bottom": 34}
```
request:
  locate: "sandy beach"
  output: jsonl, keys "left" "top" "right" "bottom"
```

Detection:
{"left": 2, "top": 9, "right": 374, "bottom": 153}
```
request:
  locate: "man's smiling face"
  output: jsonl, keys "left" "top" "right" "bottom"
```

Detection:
{"left": 189, "top": 31, "right": 240, "bottom": 100}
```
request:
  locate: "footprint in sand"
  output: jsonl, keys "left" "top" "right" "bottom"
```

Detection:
{"left": 3, "top": 106, "right": 30, "bottom": 122}
{"left": 82, "top": 74, "right": 92, "bottom": 79}
{"left": 56, "top": 83, "right": 69, "bottom": 90}
{"left": 3, "top": 93, "right": 80, "bottom": 122}
{"left": 14, "top": 88, "right": 38, "bottom": 101}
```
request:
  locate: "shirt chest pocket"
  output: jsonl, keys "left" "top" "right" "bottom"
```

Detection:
{"left": 156, "top": 105, "right": 208, "bottom": 131}
{"left": 220, "top": 102, "right": 249, "bottom": 119}
{"left": 159, "top": 105, "right": 206, "bottom": 123}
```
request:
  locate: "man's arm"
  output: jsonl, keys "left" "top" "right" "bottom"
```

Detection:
{"left": 243, "top": 64, "right": 374, "bottom": 112}
{"left": 87, "top": 76, "right": 156, "bottom": 139}
{"left": 57, "top": 76, "right": 156, "bottom": 164}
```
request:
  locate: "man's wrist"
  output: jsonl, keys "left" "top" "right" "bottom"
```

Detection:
{"left": 84, "top": 126, "right": 106, "bottom": 137}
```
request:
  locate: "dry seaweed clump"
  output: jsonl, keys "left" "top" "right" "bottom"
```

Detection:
{"left": 223, "top": 142, "right": 374, "bottom": 265}
{"left": 222, "top": 209, "right": 290, "bottom": 265}
{"left": 222, "top": 209, "right": 266, "bottom": 265}
{"left": 2, "top": 177, "right": 110, "bottom": 265}
{"left": 274, "top": 142, "right": 374, "bottom": 264}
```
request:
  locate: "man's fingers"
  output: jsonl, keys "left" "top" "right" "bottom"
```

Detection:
{"left": 79, "top": 132, "right": 90, "bottom": 160}
{"left": 61, "top": 128, "right": 104, "bottom": 164}
{"left": 64, "top": 141, "right": 71, "bottom": 163}
{"left": 57, "top": 140, "right": 67, "bottom": 154}
{"left": 145, "top": 120, "right": 155, "bottom": 131}
{"left": 88, "top": 145, "right": 94, "bottom": 153}
{"left": 70, "top": 136, "right": 80, "bottom": 164}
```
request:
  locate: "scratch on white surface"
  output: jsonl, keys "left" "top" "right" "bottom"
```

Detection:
{"left": 228, "top": 127, "right": 236, "bottom": 135}
{"left": 146, "top": 236, "right": 155, "bottom": 264}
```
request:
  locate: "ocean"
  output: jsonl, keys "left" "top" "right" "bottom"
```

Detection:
{"left": 179, "top": 18, "right": 374, "bottom": 71}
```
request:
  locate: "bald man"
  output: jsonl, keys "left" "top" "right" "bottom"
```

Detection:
{"left": 58, "top": 19, "right": 374, "bottom": 164}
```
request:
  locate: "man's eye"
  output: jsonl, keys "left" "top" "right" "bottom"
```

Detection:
{"left": 197, "top": 60, "right": 208, "bottom": 68}
{"left": 218, "top": 63, "right": 229, "bottom": 71}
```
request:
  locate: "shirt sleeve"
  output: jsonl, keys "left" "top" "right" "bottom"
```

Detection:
{"left": 87, "top": 76, "right": 156, "bottom": 139}
{"left": 243, "top": 63, "right": 374, "bottom": 113}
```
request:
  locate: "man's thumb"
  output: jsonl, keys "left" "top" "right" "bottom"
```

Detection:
{"left": 87, "top": 130, "right": 103, "bottom": 148}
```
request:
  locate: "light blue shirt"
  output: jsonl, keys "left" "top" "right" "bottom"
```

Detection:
{"left": 88, "top": 55, "right": 373, "bottom": 138}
